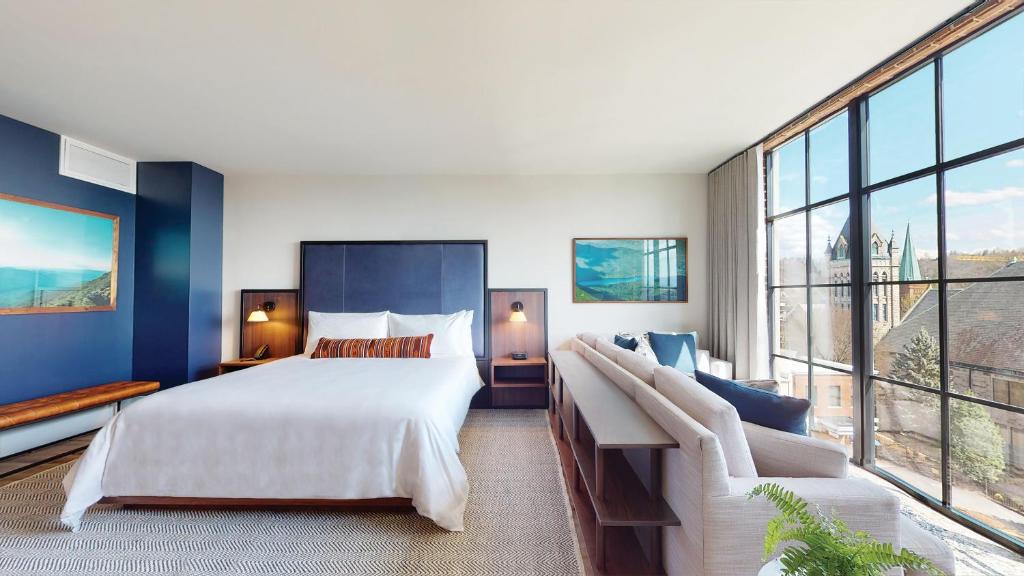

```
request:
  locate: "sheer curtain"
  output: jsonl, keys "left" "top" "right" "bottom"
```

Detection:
{"left": 707, "top": 145, "right": 768, "bottom": 379}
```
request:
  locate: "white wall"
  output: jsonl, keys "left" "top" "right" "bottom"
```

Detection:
{"left": 221, "top": 174, "right": 707, "bottom": 359}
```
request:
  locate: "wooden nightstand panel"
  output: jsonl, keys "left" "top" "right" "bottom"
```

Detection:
{"left": 488, "top": 288, "right": 548, "bottom": 409}
{"left": 492, "top": 386, "right": 548, "bottom": 408}
{"left": 240, "top": 289, "right": 300, "bottom": 359}
{"left": 218, "top": 358, "right": 277, "bottom": 375}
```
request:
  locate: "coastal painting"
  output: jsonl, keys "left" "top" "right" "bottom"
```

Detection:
{"left": 573, "top": 238, "right": 687, "bottom": 303}
{"left": 0, "top": 193, "right": 118, "bottom": 314}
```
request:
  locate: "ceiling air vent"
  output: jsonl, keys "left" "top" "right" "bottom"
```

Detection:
{"left": 58, "top": 136, "right": 136, "bottom": 194}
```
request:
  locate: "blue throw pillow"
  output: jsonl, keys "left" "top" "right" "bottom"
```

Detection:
{"left": 614, "top": 335, "right": 638, "bottom": 351}
{"left": 695, "top": 370, "right": 811, "bottom": 435}
{"left": 647, "top": 331, "right": 698, "bottom": 374}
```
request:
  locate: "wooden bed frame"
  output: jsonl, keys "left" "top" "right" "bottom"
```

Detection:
{"left": 100, "top": 496, "right": 414, "bottom": 511}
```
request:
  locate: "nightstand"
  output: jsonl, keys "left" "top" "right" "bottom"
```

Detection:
{"left": 491, "top": 357, "right": 549, "bottom": 408}
{"left": 218, "top": 358, "right": 277, "bottom": 375}
{"left": 488, "top": 288, "right": 548, "bottom": 408}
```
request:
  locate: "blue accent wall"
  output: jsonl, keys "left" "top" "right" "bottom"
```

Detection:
{"left": 0, "top": 114, "right": 136, "bottom": 404}
{"left": 133, "top": 162, "right": 223, "bottom": 387}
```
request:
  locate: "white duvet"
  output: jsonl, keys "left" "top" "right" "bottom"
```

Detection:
{"left": 61, "top": 355, "right": 483, "bottom": 532}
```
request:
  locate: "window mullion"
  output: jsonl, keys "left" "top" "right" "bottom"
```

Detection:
{"left": 804, "top": 131, "right": 815, "bottom": 414}
{"left": 850, "top": 99, "right": 870, "bottom": 466}
{"left": 933, "top": 55, "right": 953, "bottom": 508}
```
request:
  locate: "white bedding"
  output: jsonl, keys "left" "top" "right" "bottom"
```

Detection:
{"left": 61, "top": 355, "right": 483, "bottom": 532}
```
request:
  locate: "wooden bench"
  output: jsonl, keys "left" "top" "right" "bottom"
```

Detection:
{"left": 0, "top": 381, "right": 159, "bottom": 431}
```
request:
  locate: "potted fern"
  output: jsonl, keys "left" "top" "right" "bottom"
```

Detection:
{"left": 748, "top": 483, "right": 944, "bottom": 576}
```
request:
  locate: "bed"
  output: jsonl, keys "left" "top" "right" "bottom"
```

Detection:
{"left": 61, "top": 241, "right": 488, "bottom": 532}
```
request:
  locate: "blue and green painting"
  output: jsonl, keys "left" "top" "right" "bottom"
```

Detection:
{"left": 0, "top": 195, "right": 117, "bottom": 311}
{"left": 573, "top": 238, "right": 687, "bottom": 302}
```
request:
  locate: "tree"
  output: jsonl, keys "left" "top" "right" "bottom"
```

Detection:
{"left": 890, "top": 327, "right": 1005, "bottom": 490}
{"left": 827, "top": 308, "right": 852, "bottom": 365}
{"left": 951, "top": 397, "right": 1006, "bottom": 493}
{"left": 889, "top": 328, "right": 940, "bottom": 388}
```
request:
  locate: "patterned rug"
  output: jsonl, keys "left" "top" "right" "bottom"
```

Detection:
{"left": 0, "top": 410, "right": 583, "bottom": 576}
{"left": 849, "top": 467, "right": 1024, "bottom": 576}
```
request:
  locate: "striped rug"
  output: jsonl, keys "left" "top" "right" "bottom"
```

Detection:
{"left": 0, "top": 410, "right": 583, "bottom": 576}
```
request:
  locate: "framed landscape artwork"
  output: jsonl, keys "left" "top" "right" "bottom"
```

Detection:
{"left": 573, "top": 238, "right": 687, "bottom": 303}
{"left": 0, "top": 192, "right": 118, "bottom": 314}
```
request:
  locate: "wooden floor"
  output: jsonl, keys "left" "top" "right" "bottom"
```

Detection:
{"left": 0, "top": 431, "right": 94, "bottom": 488}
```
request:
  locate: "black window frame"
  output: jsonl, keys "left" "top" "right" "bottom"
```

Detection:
{"left": 766, "top": 6, "right": 1024, "bottom": 554}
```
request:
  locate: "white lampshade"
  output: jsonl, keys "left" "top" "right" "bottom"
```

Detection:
{"left": 247, "top": 309, "right": 269, "bottom": 323}
{"left": 509, "top": 310, "right": 527, "bottom": 323}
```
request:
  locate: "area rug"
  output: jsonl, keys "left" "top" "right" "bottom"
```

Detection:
{"left": 0, "top": 410, "right": 583, "bottom": 576}
{"left": 849, "top": 467, "right": 1024, "bottom": 576}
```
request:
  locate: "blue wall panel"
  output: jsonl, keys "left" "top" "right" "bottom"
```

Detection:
{"left": 132, "top": 163, "right": 192, "bottom": 388}
{"left": 0, "top": 114, "right": 136, "bottom": 404}
{"left": 133, "top": 162, "right": 223, "bottom": 388}
{"left": 186, "top": 164, "right": 224, "bottom": 382}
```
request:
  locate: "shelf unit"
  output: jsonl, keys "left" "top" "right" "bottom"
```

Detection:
{"left": 549, "top": 350, "right": 680, "bottom": 575}
{"left": 489, "top": 289, "right": 547, "bottom": 408}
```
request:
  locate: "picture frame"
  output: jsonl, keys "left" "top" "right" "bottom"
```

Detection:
{"left": 573, "top": 237, "right": 687, "bottom": 303}
{"left": 0, "top": 192, "right": 119, "bottom": 315}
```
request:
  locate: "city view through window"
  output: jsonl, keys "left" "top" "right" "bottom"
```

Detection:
{"left": 768, "top": 9, "right": 1024, "bottom": 548}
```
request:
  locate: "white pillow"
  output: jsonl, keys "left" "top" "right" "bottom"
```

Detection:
{"left": 304, "top": 311, "right": 390, "bottom": 355}
{"left": 388, "top": 310, "right": 475, "bottom": 357}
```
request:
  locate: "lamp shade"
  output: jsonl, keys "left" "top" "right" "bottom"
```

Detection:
{"left": 509, "top": 301, "right": 527, "bottom": 323}
{"left": 247, "top": 309, "right": 269, "bottom": 323}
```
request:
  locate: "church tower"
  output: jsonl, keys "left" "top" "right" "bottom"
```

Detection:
{"left": 899, "top": 223, "right": 927, "bottom": 316}
{"left": 827, "top": 217, "right": 904, "bottom": 342}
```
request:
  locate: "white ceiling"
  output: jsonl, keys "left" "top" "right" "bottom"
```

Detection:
{"left": 0, "top": 1, "right": 971, "bottom": 176}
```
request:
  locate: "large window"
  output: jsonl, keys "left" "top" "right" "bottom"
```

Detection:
{"left": 768, "top": 110, "right": 854, "bottom": 452}
{"left": 767, "top": 9, "right": 1024, "bottom": 552}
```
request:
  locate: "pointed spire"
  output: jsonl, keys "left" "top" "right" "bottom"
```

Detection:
{"left": 825, "top": 235, "right": 833, "bottom": 256}
{"left": 899, "top": 224, "right": 922, "bottom": 281}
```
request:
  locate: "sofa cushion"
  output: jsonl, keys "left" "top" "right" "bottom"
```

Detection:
{"left": 742, "top": 421, "right": 847, "bottom": 478}
{"left": 614, "top": 348, "right": 659, "bottom": 387}
{"left": 648, "top": 331, "right": 699, "bottom": 374}
{"left": 614, "top": 334, "right": 638, "bottom": 351}
{"left": 584, "top": 346, "right": 639, "bottom": 399}
{"left": 576, "top": 332, "right": 612, "bottom": 349}
{"left": 595, "top": 338, "right": 620, "bottom": 359}
{"left": 695, "top": 370, "right": 810, "bottom": 436}
{"left": 654, "top": 366, "right": 757, "bottom": 478}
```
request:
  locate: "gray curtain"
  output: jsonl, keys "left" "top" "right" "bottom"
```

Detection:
{"left": 707, "top": 145, "right": 768, "bottom": 379}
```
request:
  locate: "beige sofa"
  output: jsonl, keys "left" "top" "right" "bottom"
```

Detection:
{"left": 571, "top": 335, "right": 955, "bottom": 576}
{"left": 576, "top": 331, "right": 734, "bottom": 380}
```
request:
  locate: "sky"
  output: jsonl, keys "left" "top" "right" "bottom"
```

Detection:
{"left": 771, "top": 10, "right": 1024, "bottom": 274}
{"left": 0, "top": 197, "right": 115, "bottom": 271}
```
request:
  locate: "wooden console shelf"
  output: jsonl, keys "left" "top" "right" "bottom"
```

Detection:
{"left": 549, "top": 351, "right": 680, "bottom": 575}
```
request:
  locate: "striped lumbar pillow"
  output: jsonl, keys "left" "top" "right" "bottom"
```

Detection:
{"left": 311, "top": 334, "right": 434, "bottom": 359}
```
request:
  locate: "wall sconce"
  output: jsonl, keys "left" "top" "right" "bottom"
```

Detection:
{"left": 245, "top": 301, "right": 276, "bottom": 359}
{"left": 247, "top": 301, "right": 276, "bottom": 323}
{"left": 509, "top": 301, "right": 527, "bottom": 323}
{"left": 509, "top": 301, "right": 528, "bottom": 359}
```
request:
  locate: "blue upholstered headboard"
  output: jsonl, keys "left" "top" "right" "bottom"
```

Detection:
{"left": 299, "top": 241, "right": 488, "bottom": 358}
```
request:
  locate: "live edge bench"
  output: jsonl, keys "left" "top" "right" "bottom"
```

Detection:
{"left": 0, "top": 381, "right": 159, "bottom": 432}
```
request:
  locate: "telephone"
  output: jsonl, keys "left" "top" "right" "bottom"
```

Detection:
{"left": 253, "top": 344, "right": 270, "bottom": 360}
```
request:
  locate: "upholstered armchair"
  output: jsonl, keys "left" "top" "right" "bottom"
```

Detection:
{"left": 633, "top": 366, "right": 955, "bottom": 576}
